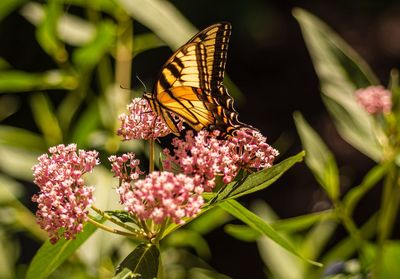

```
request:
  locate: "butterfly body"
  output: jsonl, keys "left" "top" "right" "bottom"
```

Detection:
{"left": 144, "top": 22, "right": 253, "bottom": 138}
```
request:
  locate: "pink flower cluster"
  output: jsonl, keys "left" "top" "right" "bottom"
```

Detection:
{"left": 109, "top": 153, "right": 144, "bottom": 183}
{"left": 355, "top": 86, "right": 392, "bottom": 115}
{"left": 116, "top": 171, "right": 204, "bottom": 224}
{"left": 117, "top": 98, "right": 183, "bottom": 140}
{"left": 163, "top": 129, "right": 278, "bottom": 191}
{"left": 32, "top": 144, "right": 99, "bottom": 244}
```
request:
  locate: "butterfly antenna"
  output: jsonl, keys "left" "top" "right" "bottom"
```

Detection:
{"left": 136, "top": 75, "right": 148, "bottom": 92}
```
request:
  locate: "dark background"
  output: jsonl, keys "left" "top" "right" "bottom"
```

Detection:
{"left": 1, "top": 0, "right": 400, "bottom": 278}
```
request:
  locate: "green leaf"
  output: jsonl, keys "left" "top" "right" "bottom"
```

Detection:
{"left": 381, "top": 241, "right": 400, "bottom": 278}
{"left": 294, "top": 112, "right": 339, "bottom": 200}
{"left": 72, "top": 21, "right": 115, "bottom": 71}
{"left": 105, "top": 210, "right": 136, "bottom": 224}
{"left": 224, "top": 224, "right": 261, "bottom": 242}
{"left": 214, "top": 151, "right": 305, "bottom": 202}
{"left": 293, "top": 8, "right": 383, "bottom": 161}
{"left": 0, "top": 125, "right": 46, "bottom": 151}
{"left": 164, "top": 229, "right": 211, "bottom": 259}
{"left": 115, "top": 243, "right": 160, "bottom": 278}
{"left": 70, "top": 100, "right": 100, "bottom": 147}
{"left": 36, "top": 0, "right": 67, "bottom": 62}
{"left": 187, "top": 207, "right": 231, "bottom": 235}
{"left": 26, "top": 222, "right": 99, "bottom": 279}
{"left": 272, "top": 210, "right": 336, "bottom": 232}
{"left": 30, "top": 93, "right": 63, "bottom": 145}
{"left": 0, "top": 70, "right": 78, "bottom": 93}
{"left": 343, "top": 164, "right": 388, "bottom": 215}
{"left": 133, "top": 33, "right": 165, "bottom": 57}
{"left": 0, "top": 0, "right": 25, "bottom": 21}
{"left": 219, "top": 200, "right": 322, "bottom": 267}
{"left": 0, "top": 145, "right": 40, "bottom": 181}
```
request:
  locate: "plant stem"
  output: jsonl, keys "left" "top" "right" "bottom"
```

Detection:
{"left": 91, "top": 205, "right": 139, "bottom": 233}
{"left": 149, "top": 138, "right": 155, "bottom": 173}
{"left": 87, "top": 217, "right": 144, "bottom": 242}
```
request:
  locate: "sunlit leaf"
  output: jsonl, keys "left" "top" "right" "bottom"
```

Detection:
{"left": 294, "top": 8, "right": 383, "bottom": 161}
{"left": 0, "top": 125, "right": 46, "bottom": 151}
{"left": 36, "top": 0, "right": 67, "bottom": 62}
{"left": 0, "top": 174, "right": 23, "bottom": 204}
{"left": 187, "top": 207, "right": 231, "bottom": 235}
{"left": 0, "top": 145, "right": 40, "bottom": 181}
{"left": 381, "top": 241, "right": 400, "bottom": 278}
{"left": 0, "top": 70, "right": 78, "bottom": 93}
{"left": 219, "top": 200, "right": 322, "bottom": 267}
{"left": 0, "top": 0, "right": 25, "bottom": 21}
{"left": 73, "top": 21, "right": 115, "bottom": 71}
{"left": 30, "top": 93, "right": 63, "bottom": 145}
{"left": 224, "top": 224, "right": 260, "bottom": 242}
{"left": 214, "top": 151, "right": 305, "bottom": 202}
{"left": 115, "top": 243, "right": 159, "bottom": 278}
{"left": 294, "top": 112, "right": 339, "bottom": 200}
{"left": 26, "top": 222, "right": 99, "bottom": 279}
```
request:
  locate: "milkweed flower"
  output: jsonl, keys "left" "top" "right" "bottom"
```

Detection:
{"left": 355, "top": 86, "right": 392, "bottom": 115}
{"left": 163, "top": 129, "right": 278, "bottom": 191}
{"left": 109, "top": 153, "right": 144, "bottom": 183}
{"left": 116, "top": 171, "right": 204, "bottom": 225}
{"left": 228, "top": 129, "right": 279, "bottom": 170}
{"left": 32, "top": 144, "right": 99, "bottom": 244}
{"left": 117, "top": 98, "right": 183, "bottom": 140}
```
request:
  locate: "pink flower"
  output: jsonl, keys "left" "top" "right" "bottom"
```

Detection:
{"left": 163, "top": 129, "right": 278, "bottom": 191}
{"left": 109, "top": 153, "right": 144, "bottom": 183}
{"left": 117, "top": 171, "right": 204, "bottom": 225}
{"left": 163, "top": 130, "right": 238, "bottom": 191}
{"left": 228, "top": 129, "right": 279, "bottom": 170}
{"left": 32, "top": 144, "right": 99, "bottom": 244}
{"left": 117, "top": 98, "right": 183, "bottom": 140}
{"left": 355, "top": 86, "right": 392, "bottom": 115}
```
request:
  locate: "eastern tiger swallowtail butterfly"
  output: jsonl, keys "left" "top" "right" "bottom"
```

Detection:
{"left": 143, "top": 22, "right": 253, "bottom": 138}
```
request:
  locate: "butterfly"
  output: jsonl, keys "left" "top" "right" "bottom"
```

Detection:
{"left": 143, "top": 22, "right": 253, "bottom": 138}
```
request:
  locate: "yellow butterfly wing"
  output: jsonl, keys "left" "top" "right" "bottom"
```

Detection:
{"left": 145, "top": 22, "right": 253, "bottom": 137}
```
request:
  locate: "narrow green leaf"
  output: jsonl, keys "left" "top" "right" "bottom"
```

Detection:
{"left": 215, "top": 151, "right": 305, "bottom": 202}
{"left": 113, "top": 268, "right": 133, "bottom": 279}
{"left": 381, "top": 241, "right": 400, "bottom": 278}
{"left": 294, "top": 112, "right": 339, "bottom": 200}
{"left": 0, "top": 0, "right": 25, "bottom": 21}
{"left": 36, "top": 0, "right": 67, "bottom": 62}
{"left": 70, "top": 101, "right": 100, "bottom": 147}
{"left": 30, "top": 93, "right": 63, "bottom": 145}
{"left": 0, "top": 70, "right": 78, "bottom": 93}
{"left": 133, "top": 33, "right": 165, "bottom": 57}
{"left": 187, "top": 207, "right": 231, "bottom": 235}
{"left": 115, "top": 243, "right": 160, "bottom": 278}
{"left": 343, "top": 164, "right": 388, "bottom": 215}
{"left": 0, "top": 146, "right": 40, "bottom": 181}
{"left": 219, "top": 200, "right": 322, "bottom": 267}
{"left": 72, "top": 21, "right": 115, "bottom": 71}
{"left": 26, "top": 222, "right": 99, "bottom": 279}
{"left": 164, "top": 229, "right": 211, "bottom": 259}
{"left": 294, "top": 8, "right": 383, "bottom": 161}
{"left": 224, "top": 224, "right": 261, "bottom": 242}
{"left": 0, "top": 125, "right": 46, "bottom": 151}
{"left": 272, "top": 210, "right": 336, "bottom": 232}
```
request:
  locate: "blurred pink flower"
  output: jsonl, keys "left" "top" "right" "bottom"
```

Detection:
{"left": 163, "top": 129, "right": 278, "bottom": 191}
{"left": 355, "top": 86, "right": 392, "bottom": 115}
{"left": 109, "top": 153, "right": 144, "bottom": 183}
{"left": 117, "top": 171, "right": 204, "bottom": 225}
{"left": 32, "top": 144, "right": 99, "bottom": 244}
{"left": 117, "top": 98, "right": 183, "bottom": 140}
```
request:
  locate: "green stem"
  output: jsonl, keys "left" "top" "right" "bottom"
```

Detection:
{"left": 91, "top": 205, "right": 139, "bottom": 233}
{"left": 87, "top": 217, "right": 144, "bottom": 241}
{"left": 149, "top": 138, "right": 155, "bottom": 173}
{"left": 374, "top": 164, "right": 400, "bottom": 278}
